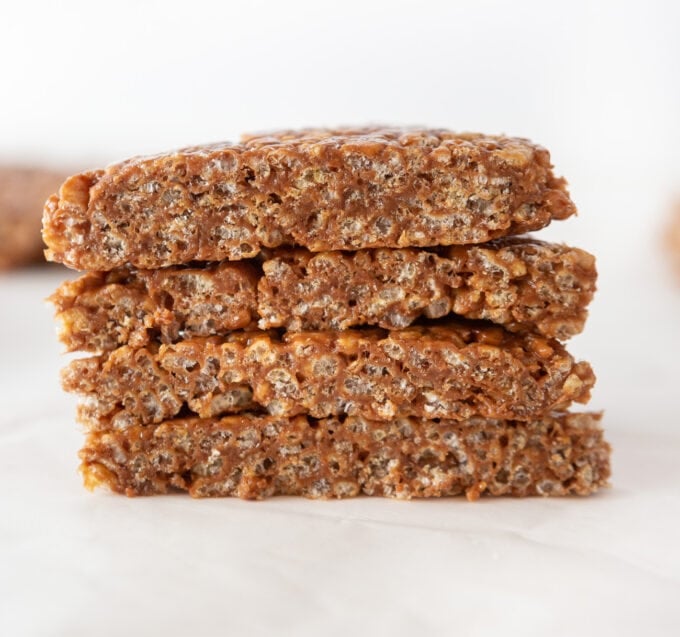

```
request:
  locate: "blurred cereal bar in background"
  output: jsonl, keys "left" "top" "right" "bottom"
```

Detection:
{"left": 667, "top": 202, "right": 680, "bottom": 278}
{"left": 0, "top": 166, "right": 66, "bottom": 270}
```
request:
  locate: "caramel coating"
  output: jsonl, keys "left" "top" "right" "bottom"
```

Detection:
{"left": 51, "top": 237, "right": 595, "bottom": 352}
{"left": 62, "top": 323, "right": 594, "bottom": 429}
{"left": 79, "top": 411, "right": 610, "bottom": 499}
{"left": 43, "top": 128, "right": 575, "bottom": 270}
{"left": 0, "top": 166, "right": 66, "bottom": 269}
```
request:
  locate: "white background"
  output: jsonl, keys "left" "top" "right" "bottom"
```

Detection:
{"left": 1, "top": 1, "right": 679, "bottom": 635}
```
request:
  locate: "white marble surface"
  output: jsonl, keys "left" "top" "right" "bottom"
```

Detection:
{"left": 0, "top": 257, "right": 679, "bottom": 636}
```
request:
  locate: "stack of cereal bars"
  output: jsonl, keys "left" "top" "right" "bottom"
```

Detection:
{"left": 43, "top": 128, "right": 610, "bottom": 499}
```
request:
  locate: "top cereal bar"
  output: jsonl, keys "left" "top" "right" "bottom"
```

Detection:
{"left": 43, "top": 128, "right": 575, "bottom": 270}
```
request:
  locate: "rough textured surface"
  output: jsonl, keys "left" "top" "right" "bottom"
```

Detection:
{"left": 42, "top": 128, "right": 575, "bottom": 270}
{"left": 51, "top": 262, "right": 259, "bottom": 352}
{"left": 258, "top": 238, "right": 595, "bottom": 339}
{"left": 63, "top": 323, "right": 594, "bottom": 429}
{"left": 51, "top": 237, "right": 596, "bottom": 352}
{"left": 79, "top": 411, "right": 610, "bottom": 500}
{"left": 0, "top": 166, "right": 66, "bottom": 269}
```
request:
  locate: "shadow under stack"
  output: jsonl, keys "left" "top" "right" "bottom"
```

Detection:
{"left": 43, "top": 128, "right": 610, "bottom": 499}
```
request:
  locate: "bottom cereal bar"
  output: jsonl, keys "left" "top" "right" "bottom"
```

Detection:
{"left": 80, "top": 411, "right": 610, "bottom": 500}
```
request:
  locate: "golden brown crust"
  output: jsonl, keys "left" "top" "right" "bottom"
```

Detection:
{"left": 0, "top": 166, "right": 66, "bottom": 269}
{"left": 62, "top": 323, "right": 594, "bottom": 428}
{"left": 42, "top": 128, "right": 575, "bottom": 270}
{"left": 79, "top": 411, "right": 610, "bottom": 499}
{"left": 50, "top": 237, "right": 595, "bottom": 352}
